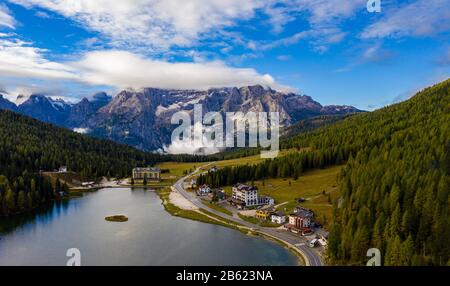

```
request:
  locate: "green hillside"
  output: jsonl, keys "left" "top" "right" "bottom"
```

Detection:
{"left": 0, "top": 110, "right": 201, "bottom": 216}
{"left": 326, "top": 80, "right": 450, "bottom": 266}
{"left": 199, "top": 79, "right": 450, "bottom": 265}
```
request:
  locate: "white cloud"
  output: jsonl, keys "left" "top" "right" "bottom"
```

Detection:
{"left": 163, "top": 137, "right": 222, "bottom": 155}
{"left": 362, "top": 0, "right": 450, "bottom": 39}
{"left": 0, "top": 35, "right": 285, "bottom": 91}
{"left": 34, "top": 10, "right": 51, "bottom": 19}
{"left": 244, "top": 0, "right": 365, "bottom": 52}
{"left": 361, "top": 43, "right": 394, "bottom": 63}
{"left": 10, "top": 0, "right": 266, "bottom": 52}
{"left": 9, "top": 0, "right": 371, "bottom": 53}
{"left": 163, "top": 122, "right": 223, "bottom": 155}
{"left": 72, "top": 50, "right": 283, "bottom": 90}
{"left": 0, "top": 4, "right": 16, "bottom": 29}
{"left": 333, "top": 42, "right": 395, "bottom": 72}
{"left": 73, "top": 127, "right": 90, "bottom": 134}
{"left": 0, "top": 36, "right": 79, "bottom": 80}
{"left": 289, "top": 0, "right": 366, "bottom": 25}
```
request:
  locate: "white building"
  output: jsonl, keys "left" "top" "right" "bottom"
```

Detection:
{"left": 258, "top": 196, "right": 275, "bottom": 206}
{"left": 271, "top": 212, "right": 286, "bottom": 224}
{"left": 58, "top": 166, "right": 67, "bottom": 173}
{"left": 232, "top": 184, "right": 259, "bottom": 207}
{"left": 132, "top": 167, "right": 161, "bottom": 181}
{"left": 198, "top": 185, "right": 212, "bottom": 195}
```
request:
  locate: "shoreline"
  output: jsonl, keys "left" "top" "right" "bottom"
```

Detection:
{"left": 156, "top": 187, "right": 306, "bottom": 266}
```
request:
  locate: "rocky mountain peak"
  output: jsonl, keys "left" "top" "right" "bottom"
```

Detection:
{"left": 4, "top": 85, "right": 363, "bottom": 151}
{"left": 0, "top": 94, "right": 17, "bottom": 111}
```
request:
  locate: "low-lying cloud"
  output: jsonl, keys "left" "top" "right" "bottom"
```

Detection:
{"left": 0, "top": 35, "right": 285, "bottom": 92}
{"left": 74, "top": 50, "right": 282, "bottom": 90}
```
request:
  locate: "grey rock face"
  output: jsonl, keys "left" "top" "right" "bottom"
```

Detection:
{"left": 17, "top": 94, "right": 72, "bottom": 126}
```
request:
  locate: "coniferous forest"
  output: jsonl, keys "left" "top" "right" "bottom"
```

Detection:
{"left": 198, "top": 79, "right": 450, "bottom": 265}
{"left": 0, "top": 110, "right": 204, "bottom": 216}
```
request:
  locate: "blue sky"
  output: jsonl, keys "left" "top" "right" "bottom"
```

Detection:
{"left": 0, "top": 0, "right": 449, "bottom": 109}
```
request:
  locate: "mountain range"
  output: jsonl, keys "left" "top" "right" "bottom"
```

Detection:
{"left": 0, "top": 85, "right": 362, "bottom": 151}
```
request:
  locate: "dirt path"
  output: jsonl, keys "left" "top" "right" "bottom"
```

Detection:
{"left": 169, "top": 188, "right": 198, "bottom": 210}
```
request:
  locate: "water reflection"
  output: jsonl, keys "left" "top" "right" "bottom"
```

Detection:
{"left": 0, "top": 188, "right": 298, "bottom": 266}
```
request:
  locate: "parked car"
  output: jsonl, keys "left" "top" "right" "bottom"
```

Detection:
{"left": 309, "top": 239, "right": 318, "bottom": 248}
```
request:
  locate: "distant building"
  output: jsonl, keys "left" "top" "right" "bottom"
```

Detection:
{"left": 255, "top": 210, "right": 271, "bottom": 220}
{"left": 58, "top": 166, "right": 67, "bottom": 173}
{"left": 212, "top": 188, "right": 226, "bottom": 201}
{"left": 231, "top": 183, "right": 259, "bottom": 207}
{"left": 258, "top": 196, "right": 275, "bottom": 206}
{"left": 230, "top": 184, "right": 275, "bottom": 209}
{"left": 81, "top": 181, "right": 95, "bottom": 187}
{"left": 209, "top": 166, "right": 219, "bottom": 172}
{"left": 293, "top": 206, "right": 314, "bottom": 217}
{"left": 287, "top": 207, "right": 314, "bottom": 231}
{"left": 198, "top": 185, "right": 212, "bottom": 195}
{"left": 132, "top": 167, "right": 161, "bottom": 182}
{"left": 271, "top": 212, "right": 286, "bottom": 224}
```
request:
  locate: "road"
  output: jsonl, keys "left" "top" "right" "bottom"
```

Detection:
{"left": 172, "top": 165, "right": 324, "bottom": 266}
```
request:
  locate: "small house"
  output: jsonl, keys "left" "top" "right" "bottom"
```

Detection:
{"left": 255, "top": 210, "right": 271, "bottom": 220}
{"left": 271, "top": 212, "right": 286, "bottom": 224}
{"left": 198, "top": 185, "right": 212, "bottom": 195}
{"left": 258, "top": 196, "right": 275, "bottom": 206}
{"left": 212, "top": 188, "right": 226, "bottom": 201}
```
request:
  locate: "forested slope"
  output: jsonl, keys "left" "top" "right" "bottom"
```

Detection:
{"left": 0, "top": 110, "right": 201, "bottom": 216}
{"left": 199, "top": 79, "right": 450, "bottom": 265}
{"left": 326, "top": 80, "right": 449, "bottom": 265}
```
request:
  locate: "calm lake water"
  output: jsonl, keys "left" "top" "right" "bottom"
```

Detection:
{"left": 0, "top": 188, "right": 298, "bottom": 266}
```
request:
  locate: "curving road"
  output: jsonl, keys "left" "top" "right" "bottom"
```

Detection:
{"left": 172, "top": 165, "right": 323, "bottom": 266}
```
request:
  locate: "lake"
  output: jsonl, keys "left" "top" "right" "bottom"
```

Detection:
{"left": 0, "top": 188, "right": 298, "bottom": 266}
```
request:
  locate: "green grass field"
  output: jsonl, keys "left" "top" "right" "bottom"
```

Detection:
{"left": 202, "top": 200, "right": 233, "bottom": 216}
{"left": 221, "top": 165, "right": 342, "bottom": 228}
{"left": 156, "top": 161, "right": 201, "bottom": 178}
{"left": 156, "top": 148, "right": 301, "bottom": 181}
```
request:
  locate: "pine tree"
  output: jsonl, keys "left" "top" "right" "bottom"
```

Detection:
{"left": 17, "top": 190, "right": 26, "bottom": 211}
{"left": 4, "top": 188, "right": 15, "bottom": 214}
{"left": 400, "top": 235, "right": 414, "bottom": 266}
{"left": 385, "top": 235, "right": 402, "bottom": 266}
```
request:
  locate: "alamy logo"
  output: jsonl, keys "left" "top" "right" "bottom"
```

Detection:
{"left": 367, "top": 0, "right": 381, "bottom": 13}
{"left": 66, "top": 248, "right": 81, "bottom": 266}
{"left": 367, "top": 248, "right": 381, "bottom": 266}
{"left": 171, "top": 104, "right": 280, "bottom": 158}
